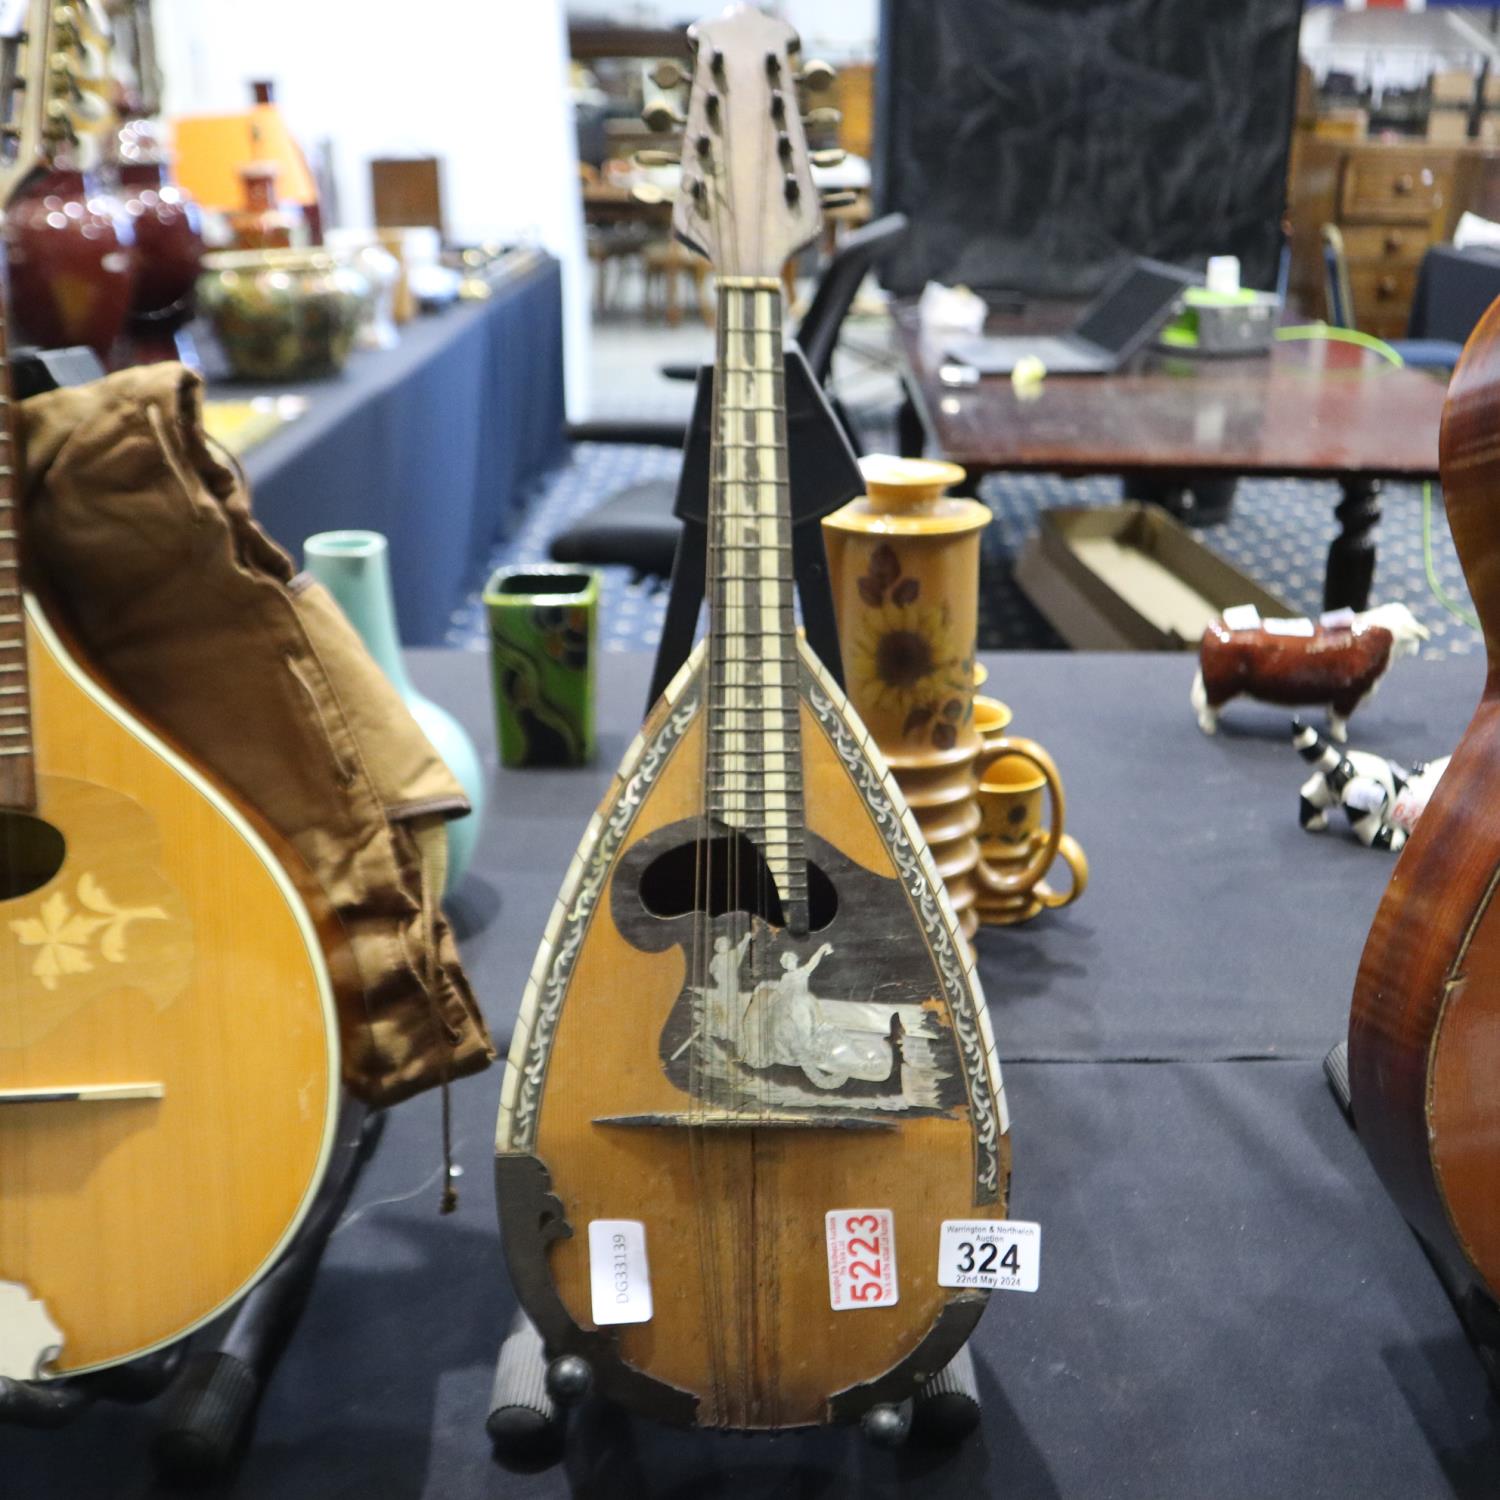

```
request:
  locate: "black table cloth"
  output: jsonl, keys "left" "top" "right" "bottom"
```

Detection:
{"left": 233, "top": 253, "right": 567, "bottom": 646}
{"left": 9, "top": 650, "right": 1500, "bottom": 1497}
{"left": 1407, "top": 243, "right": 1500, "bottom": 346}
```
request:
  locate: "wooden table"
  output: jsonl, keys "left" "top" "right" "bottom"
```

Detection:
{"left": 895, "top": 301, "right": 1449, "bottom": 611}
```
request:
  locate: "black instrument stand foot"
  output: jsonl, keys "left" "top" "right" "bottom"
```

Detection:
{"left": 486, "top": 1311, "right": 983, "bottom": 1469}
{"left": 487, "top": 1310, "right": 569, "bottom": 1470}
{"left": 150, "top": 1096, "right": 382, "bottom": 1486}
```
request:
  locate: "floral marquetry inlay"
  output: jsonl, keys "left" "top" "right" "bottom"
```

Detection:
{"left": 0, "top": 776, "right": 192, "bottom": 1049}
{"left": 11, "top": 875, "right": 168, "bottom": 990}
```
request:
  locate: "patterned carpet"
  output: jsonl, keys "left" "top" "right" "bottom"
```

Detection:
{"left": 447, "top": 434, "right": 1480, "bottom": 661}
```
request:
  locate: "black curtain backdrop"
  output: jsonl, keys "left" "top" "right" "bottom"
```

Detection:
{"left": 875, "top": 0, "right": 1304, "bottom": 297}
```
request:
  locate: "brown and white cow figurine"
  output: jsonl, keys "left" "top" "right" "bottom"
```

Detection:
{"left": 1191, "top": 602, "right": 1429, "bottom": 741}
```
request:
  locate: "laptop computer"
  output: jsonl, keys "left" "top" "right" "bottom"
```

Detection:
{"left": 945, "top": 258, "right": 1199, "bottom": 376}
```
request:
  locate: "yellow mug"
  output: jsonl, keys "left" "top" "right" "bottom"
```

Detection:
{"left": 974, "top": 736, "right": 1088, "bottom": 925}
{"left": 973, "top": 694, "right": 1013, "bottom": 746}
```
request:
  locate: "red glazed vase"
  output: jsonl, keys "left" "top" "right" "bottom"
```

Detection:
{"left": 4, "top": 168, "right": 136, "bottom": 362}
{"left": 119, "top": 159, "right": 204, "bottom": 364}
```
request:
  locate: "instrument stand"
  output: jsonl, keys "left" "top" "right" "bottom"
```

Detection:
{"left": 0, "top": 347, "right": 387, "bottom": 1485}
{"left": 0, "top": 1096, "right": 381, "bottom": 1482}
{"left": 1324, "top": 1040, "right": 1500, "bottom": 1401}
{"left": 647, "top": 345, "right": 864, "bottom": 709}
{"left": 487, "top": 1308, "right": 984, "bottom": 1469}
{"left": 493, "top": 352, "right": 985, "bottom": 1469}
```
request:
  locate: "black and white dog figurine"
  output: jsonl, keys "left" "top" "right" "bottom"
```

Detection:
{"left": 1292, "top": 719, "right": 1450, "bottom": 851}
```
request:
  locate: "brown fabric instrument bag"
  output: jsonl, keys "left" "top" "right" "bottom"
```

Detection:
{"left": 18, "top": 363, "right": 494, "bottom": 1106}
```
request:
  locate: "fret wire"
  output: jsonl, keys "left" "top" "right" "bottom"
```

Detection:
{"left": 0, "top": 746, "right": 30, "bottom": 757}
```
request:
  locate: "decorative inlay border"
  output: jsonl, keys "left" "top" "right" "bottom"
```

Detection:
{"left": 495, "top": 637, "right": 1006, "bottom": 1206}
{"left": 801, "top": 650, "right": 1006, "bottom": 1205}
{"left": 498, "top": 652, "right": 703, "bottom": 1152}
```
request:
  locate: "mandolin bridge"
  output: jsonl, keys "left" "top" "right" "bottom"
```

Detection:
{"left": 592, "top": 1111, "right": 894, "bottom": 1131}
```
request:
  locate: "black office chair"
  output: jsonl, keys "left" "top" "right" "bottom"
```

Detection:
{"left": 554, "top": 213, "right": 910, "bottom": 579}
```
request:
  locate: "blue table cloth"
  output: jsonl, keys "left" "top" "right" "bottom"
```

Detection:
{"left": 237, "top": 253, "right": 567, "bottom": 645}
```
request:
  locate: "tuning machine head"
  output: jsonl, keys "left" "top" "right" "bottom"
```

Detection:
{"left": 642, "top": 100, "right": 685, "bottom": 134}
{"left": 650, "top": 59, "right": 687, "bottom": 91}
{"left": 819, "top": 190, "right": 859, "bottom": 210}
{"left": 810, "top": 148, "right": 846, "bottom": 169}
{"left": 797, "top": 59, "right": 836, "bottom": 93}
{"left": 803, "top": 106, "right": 842, "bottom": 132}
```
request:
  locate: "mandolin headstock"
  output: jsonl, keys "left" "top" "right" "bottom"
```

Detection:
{"left": 669, "top": 3, "right": 823, "bottom": 279}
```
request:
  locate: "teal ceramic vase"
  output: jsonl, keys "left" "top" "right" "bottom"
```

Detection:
{"left": 302, "top": 530, "right": 483, "bottom": 892}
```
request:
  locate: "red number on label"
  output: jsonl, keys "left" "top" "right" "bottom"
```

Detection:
{"left": 845, "top": 1214, "right": 879, "bottom": 1235}
{"left": 850, "top": 1259, "right": 882, "bottom": 1280}
{"left": 850, "top": 1280, "right": 884, "bottom": 1301}
{"left": 847, "top": 1237, "right": 880, "bottom": 1257}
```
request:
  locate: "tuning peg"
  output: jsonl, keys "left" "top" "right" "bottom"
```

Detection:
{"left": 634, "top": 149, "right": 680, "bottom": 169}
{"left": 803, "top": 106, "right": 842, "bottom": 131}
{"left": 642, "top": 102, "right": 685, "bottom": 133}
{"left": 651, "top": 60, "right": 687, "bottom": 90}
{"left": 811, "top": 148, "right": 847, "bottom": 168}
{"left": 798, "top": 59, "right": 837, "bottom": 92}
{"left": 820, "top": 191, "right": 860, "bottom": 209}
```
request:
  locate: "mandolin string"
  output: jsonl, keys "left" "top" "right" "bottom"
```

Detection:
{"left": 697, "top": 130, "right": 736, "bottom": 1422}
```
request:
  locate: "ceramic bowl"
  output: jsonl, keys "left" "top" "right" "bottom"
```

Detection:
{"left": 199, "top": 249, "right": 369, "bottom": 380}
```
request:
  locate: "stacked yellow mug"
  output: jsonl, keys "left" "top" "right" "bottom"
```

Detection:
{"left": 824, "top": 456, "right": 1087, "bottom": 946}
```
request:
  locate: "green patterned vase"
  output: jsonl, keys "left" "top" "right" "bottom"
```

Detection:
{"left": 483, "top": 566, "right": 599, "bottom": 768}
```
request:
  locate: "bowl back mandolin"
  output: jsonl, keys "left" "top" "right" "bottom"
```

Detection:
{"left": 494, "top": 4, "right": 1012, "bottom": 1430}
{"left": 1348, "top": 298, "right": 1500, "bottom": 1318}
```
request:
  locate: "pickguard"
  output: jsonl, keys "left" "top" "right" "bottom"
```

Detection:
{"left": 0, "top": 775, "right": 191, "bottom": 1049}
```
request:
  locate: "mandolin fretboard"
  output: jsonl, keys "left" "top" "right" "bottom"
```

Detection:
{"left": 704, "top": 279, "right": 808, "bottom": 934}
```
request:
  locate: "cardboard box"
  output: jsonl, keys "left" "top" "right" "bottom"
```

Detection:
{"left": 1013, "top": 504, "right": 1294, "bottom": 651}
{"left": 1431, "top": 69, "right": 1476, "bottom": 107}
{"left": 1314, "top": 108, "right": 1368, "bottom": 142}
{"left": 1427, "top": 108, "right": 1472, "bottom": 144}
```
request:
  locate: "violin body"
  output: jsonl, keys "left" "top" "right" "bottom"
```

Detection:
{"left": 497, "top": 642, "right": 1009, "bottom": 1429}
{"left": 1348, "top": 300, "right": 1500, "bottom": 1314}
{"left": 0, "top": 597, "right": 342, "bottom": 1377}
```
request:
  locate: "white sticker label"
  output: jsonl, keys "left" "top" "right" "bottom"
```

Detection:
{"left": 1264, "top": 616, "right": 1315, "bottom": 637}
{"left": 588, "top": 1220, "right": 653, "bottom": 1326}
{"left": 937, "top": 1220, "right": 1041, "bottom": 1293}
{"left": 1319, "top": 607, "right": 1357, "bottom": 631}
{"left": 1221, "top": 603, "right": 1261, "bottom": 632}
{"left": 826, "top": 1208, "right": 898, "bottom": 1310}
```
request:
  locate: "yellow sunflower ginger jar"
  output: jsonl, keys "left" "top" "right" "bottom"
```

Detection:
{"left": 823, "top": 456, "right": 991, "bottom": 938}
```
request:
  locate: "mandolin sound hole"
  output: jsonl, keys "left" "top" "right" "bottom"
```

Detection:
{"left": 0, "top": 812, "right": 66, "bottom": 902}
{"left": 637, "top": 833, "right": 838, "bottom": 931}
